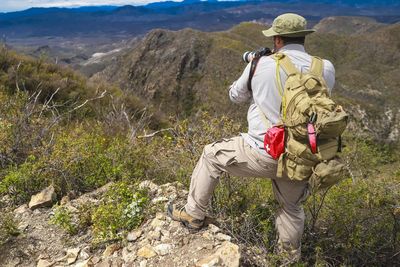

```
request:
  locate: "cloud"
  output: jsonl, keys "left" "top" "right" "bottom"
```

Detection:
{"left": 1, "top": 0, "right": 180, "bottom": 12}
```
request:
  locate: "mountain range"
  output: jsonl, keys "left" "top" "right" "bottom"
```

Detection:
{"left": 0, "top": 0, "right": 399, "bottom": 39}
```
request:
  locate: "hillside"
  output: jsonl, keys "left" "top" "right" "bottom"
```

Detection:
{"left": 92, "top": 23, "right": 268, "bottom": 117}
{"left": 313, "top": 16, "right": 387, "bottom": 35}
{"left": 94, "top": 20, "right": 400, "bottom": 142}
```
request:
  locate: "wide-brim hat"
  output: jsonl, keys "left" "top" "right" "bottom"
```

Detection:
{"left": 262, "top": 13, "right": 315, "bottom": 37}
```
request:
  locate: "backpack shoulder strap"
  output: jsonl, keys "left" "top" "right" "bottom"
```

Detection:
{"left": 310, "top": 56, "right": 323, "bottom": 77}
{"left": 274, "top": 53, "right": 298, "bottom": 76}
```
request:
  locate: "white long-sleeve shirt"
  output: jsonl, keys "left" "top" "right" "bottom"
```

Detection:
{"left": 229, "top": 44, "right": 335, "bottom": 156}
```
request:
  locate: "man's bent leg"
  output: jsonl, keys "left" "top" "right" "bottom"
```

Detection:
{"left": 185, "top": 136, "right": 278, "bottom": 220}
{"left": 272, "top": 178, "right": 309, "bottom": 254}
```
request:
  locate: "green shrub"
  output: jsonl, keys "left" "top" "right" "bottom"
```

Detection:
{"left": 0, "top": 156, "right": 45, "bottom": 204}
{"left": 0, "top": 212, "right": 20, "bottom": 245}
{"left": 51, "top": 204, "right": 77, "bottom": 235}
{"left": 0, "top": 126, "right": 135, "bottom": 204}
{"left": 303, "top": 177, "right": 400, "bottom": 266}
{"left": 91, "top": 182, "right": 148, "bottom": 243}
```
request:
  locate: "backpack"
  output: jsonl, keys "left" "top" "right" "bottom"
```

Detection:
{"left": 249, "top": 52, "right": 349, "bottom": 192}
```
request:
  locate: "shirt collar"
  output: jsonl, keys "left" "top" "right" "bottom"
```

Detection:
{"left": 279, "top": 44, "right": 306, "bottom": 53}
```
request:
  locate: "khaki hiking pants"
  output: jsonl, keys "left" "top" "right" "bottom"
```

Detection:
{"left": 185, "top": 136, "right": 309, "bottom": 250}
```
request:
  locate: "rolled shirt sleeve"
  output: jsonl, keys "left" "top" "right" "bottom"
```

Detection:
{"left": 229, "top": 62, "right": 252, "bottom": 103}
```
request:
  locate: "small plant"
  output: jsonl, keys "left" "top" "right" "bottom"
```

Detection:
{"left": 51, "top": 204, "right": 77, "bottom": 235}
{"left": 0, "top": 212, "right": 20, "bottom": 245}
{"left": 91, "top": 182, "right": 148, "bottom": 243}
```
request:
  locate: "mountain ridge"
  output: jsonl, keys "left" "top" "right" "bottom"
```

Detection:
{"left": 1, "top": 1, "right": 399, "bottom": 39}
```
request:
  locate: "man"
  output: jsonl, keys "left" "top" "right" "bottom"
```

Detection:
{"left": 168, "top": 13, "right": 335, "bottom": 260}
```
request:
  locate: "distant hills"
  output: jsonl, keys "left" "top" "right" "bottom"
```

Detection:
{"left": 0, "top": 0, "right": 399, "bottom": 38}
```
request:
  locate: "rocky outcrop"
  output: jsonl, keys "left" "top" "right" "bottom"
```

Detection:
{"left": 94, "top": 28, "right": 213, "bottom": 115}
{"left": 2, "top": 181, "right": 241, "bottom": 267}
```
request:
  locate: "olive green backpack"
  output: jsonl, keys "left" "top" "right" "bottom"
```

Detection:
{"left": 273, "top": 53, "right": 349, "bottom": 192}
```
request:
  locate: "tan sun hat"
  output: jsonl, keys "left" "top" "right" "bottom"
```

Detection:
{"left": 262, "top": 13, "right": 315, "bottom": 37}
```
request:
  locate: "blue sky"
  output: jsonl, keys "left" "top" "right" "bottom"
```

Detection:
{"left": 0, "top": 0, "right": 182, "bottom": 12}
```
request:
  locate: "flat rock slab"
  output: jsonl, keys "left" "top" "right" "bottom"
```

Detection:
{"left": 29, "top": 186, "right": 57, "bottom": 210}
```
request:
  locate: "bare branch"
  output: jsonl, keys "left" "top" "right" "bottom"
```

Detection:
{"left": 67, "top": 90, "right": 107, "bottom": 114}
{"left": 137, "top": 128, "right": 174, "bottom": 139}
{"left": 15, "top": 62, "right": 21, "bottom": 92}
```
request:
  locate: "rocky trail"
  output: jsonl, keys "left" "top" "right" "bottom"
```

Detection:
{"left": 1, "top": 181, "right": 242, "bottom": 267}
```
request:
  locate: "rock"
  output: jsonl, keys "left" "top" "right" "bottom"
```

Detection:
{"left": 121, "top": 247, "right": 136, "bottom": 263}
{"left": 169, "top": 221, "right": 181, "bottom": 233}
{"left": 74, "top": 258, "right": 93, "bottom": 267}
{"left": 139, "top": 260, "right": 147, "bottom": 267}
{"left": 102, "top": 244, "right": 121, "bottom": 258}
{"left": 195, "top": 255, "right": 221, "bottom": 267}
{"left": 196, "top": 242, "right": 239, "bottom": 267}
{"left": 208, "top": 224, "right": 220, "bottom": 234}
{"left": 154, "top": 244, "right": 173, "bottom": 256}
{"left": 215, "top": 242, "right": 240, "bottom": 267}
{"left": 80, "top": 247, "right": 91, "bottom": 260}
{"left": 14, "top": 204, "right": 30, "bottom": 214}
{"left": 215, "top": 233, "right": 232, "bottom": 242}
{"left": 160, "top": 229, "right": 171, "bottom": 242}
{"left": 150, "top": 218, "right": 165, "bottom": 228}
{"left": 37, "top": 259, "right": 54, "bottom": 267}
{"left": 29, "top": 186, "right": 56, "bottom": 210}
{"left": 91, "top": 257, "right": 100, "bottom": 264}
{"left": 138, "top": 180, "right": 159, "bottom": 194}
{"left": 151, "top": 196, "right": 169, "bottom": 204}
{"left": 202, "top": 231, "right": 213, "bottom": 240}
{"left": 148, "top": 228, "right": 161, "bottom": 241}
{"left": 137, "top": 238, "right": 150, "bottom": 248}
{"left": 66, "top": 248, "right": 80, "bottom": 264}
{"left": 137, "top": 245, "right": 157, "bottom": 259}
{"left": 155, "top": 212, "right": 164, "bottom": 219}
{"left": 18, "top": 222, "right": 29, "bottom": 232}
{"left": 127, "top": 229, "right": 142, "bottom": 242}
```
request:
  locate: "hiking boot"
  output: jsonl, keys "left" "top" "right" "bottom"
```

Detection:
{"left": 167, "top": 203, "right": 204, "bottom": 230}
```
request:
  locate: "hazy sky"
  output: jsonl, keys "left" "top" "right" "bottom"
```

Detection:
{"left": 0, "top": 0, "right": 182, "bottom": 12}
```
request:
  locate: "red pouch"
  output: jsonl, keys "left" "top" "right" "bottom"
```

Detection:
{"left": 264, "top": 126, "right": 285, "bottom": 159}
